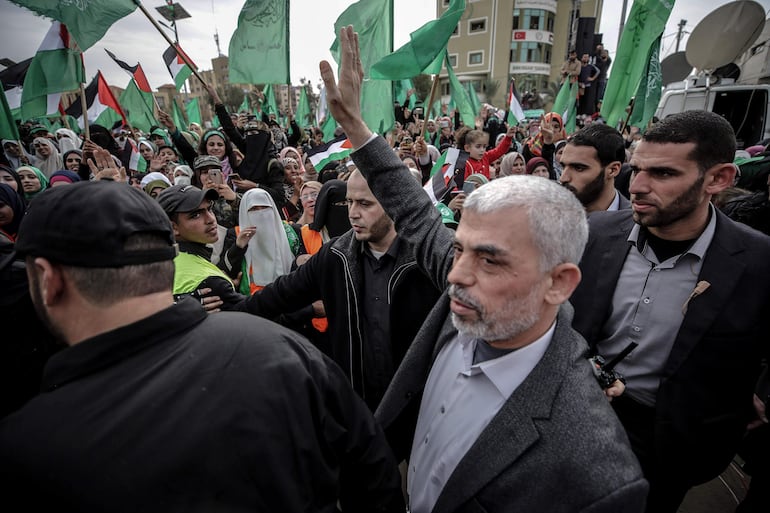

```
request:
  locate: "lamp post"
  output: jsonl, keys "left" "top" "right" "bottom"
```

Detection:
{"left": 155, "top": 0, "right": 191, "bottom": 44}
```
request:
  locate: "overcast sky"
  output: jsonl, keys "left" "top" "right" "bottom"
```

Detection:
{"left": 1, "top": 0, "right": 769, "bottom": 95}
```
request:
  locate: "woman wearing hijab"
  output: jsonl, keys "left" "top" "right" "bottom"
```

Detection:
{"left": 498, "top": 152, "right": 527, "bottom": 177}
{"left": 2, "top": 140, "right": 33, "bottom": 170}
{"left": 0, "top": 182, "right": 25, "bottom": 241}
{"left": 32, "top": 137, "right": 63, "bottom": 179}
{"left": 137, "top": 139, "right": 159, "bottom": 174}
{"left": 48, "top": 169, "right": 81, "bottom": 187}
{"left": 236, "top": 188, "right": 295, "bottom": 293}
{"left": 280, "top": 146, "right": 306, "bottom": 176}
{"left": 0, "top": 165, "right": 24, "bottom": 200}
{"left": 305, "top": 179, "right": 350, "bottom": 249}
{"left": 280, "top": 156, "right": 303, "bottom": 223}
{"left": 16, "top": 165, "right": 48, "bottom": 205}
{"left": 54, "top": 128, "right": 81, "bottom": 154}
{"left": 172, "top": 164, "right": 194, "bottom": 186}
{"left": 62, "top": 149, "right": 83, "bottom": 172}
{"left": 526, "top": 156, "right": 557, "bottom": 180}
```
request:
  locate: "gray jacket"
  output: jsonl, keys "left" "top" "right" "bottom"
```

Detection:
{"left": 354, "top": 136, "right": 648, "bottom": 513}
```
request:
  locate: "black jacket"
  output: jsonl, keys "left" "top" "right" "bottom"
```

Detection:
{"left": 238, "top": 230, "right": 442, "bottom": 410}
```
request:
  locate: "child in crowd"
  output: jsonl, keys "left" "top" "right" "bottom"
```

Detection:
{"left": 462, "top": 124, "right": 516, "bottom": 179}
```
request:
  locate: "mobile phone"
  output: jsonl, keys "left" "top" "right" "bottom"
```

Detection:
{"left": 228, "top": 173, "right": 242, "bottom": 182}
{"left": 462, "top": 181, "right": 475, "bottom": 194}
{"left": 209, "top": 169, "right": 223, "bottom": 185}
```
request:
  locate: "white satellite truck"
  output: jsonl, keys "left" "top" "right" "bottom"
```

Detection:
{"left": 655, "top": 1, "right": 770, "bottom": 148}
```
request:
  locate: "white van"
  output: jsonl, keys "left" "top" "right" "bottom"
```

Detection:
{"left": 655, "top": 78, "right": 770, "bottom": 149}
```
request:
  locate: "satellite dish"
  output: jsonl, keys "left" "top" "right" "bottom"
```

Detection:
{"left": 685, "top": 1, "right": 766, "bottom": 72}
{"left": 661, "top": 51, "right": 692, "bottom": 84}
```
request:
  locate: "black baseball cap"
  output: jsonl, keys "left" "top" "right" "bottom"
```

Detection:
{"left": 16, "top": 181, "right": 177, "bottom": 267}
{"left": 157, "top": 184, "right": 218, "bottom": 215}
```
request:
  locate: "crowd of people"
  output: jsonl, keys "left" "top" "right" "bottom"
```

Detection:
{"left": 1, "top": 25, "right": 769, "bottom": 513}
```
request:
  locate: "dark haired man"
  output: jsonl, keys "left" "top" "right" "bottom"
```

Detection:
{"left": 559, "top": 123, "right": 629, "bottom": 211}
{"left": 570, "top": 110, "right": 770, "bottom": 513}
{"left": 0, "top": 180, "right": 404, "bottom": 511}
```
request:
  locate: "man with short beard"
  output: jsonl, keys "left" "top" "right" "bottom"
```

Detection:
{"left": 321, "top": 25, "right": 648, "bottom": 513}
{"left": 559, "top": 123, "right": 629, "bottom": 212}
{"left": 569, "top": 110, "right": 770, "bottom": 513}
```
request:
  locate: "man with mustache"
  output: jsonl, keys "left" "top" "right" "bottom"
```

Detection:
{"left": 569, "top": 110, "right": 770, "bottom": 513}
{"left": 321, "top": 25, "right": 648, "bottom": 513}
{"left": 559, "top": 123, "right": 631, "bottom": 212}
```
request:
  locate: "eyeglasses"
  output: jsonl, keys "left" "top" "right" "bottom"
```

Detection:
{"left": 300, "top": 192, "right": 318, "bottom": 201}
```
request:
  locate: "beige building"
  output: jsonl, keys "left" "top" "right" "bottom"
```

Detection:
{"left": 439, "top": 0, "right": 604, "bottom": 110}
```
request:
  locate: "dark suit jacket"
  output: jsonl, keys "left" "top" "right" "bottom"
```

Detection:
{"left": 570, "top": 209, "right": 770, "bottom": 485}
{"left": 355, "top": 136, "right": 648, "bottom": 513}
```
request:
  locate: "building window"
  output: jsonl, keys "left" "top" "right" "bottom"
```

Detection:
{"left": 468, "top": 18, "right": 487, "bottom": 34}
{"left": 452, "top": 24, "right": 459, "bottom": 36}
{"left": 448, "top": 54, "right": 458, "bottom": 68}
{"left": 468, "top": 51, "right": 484, "bottom": 66}
{"left": 510, "top": 42, "right": 551, "bottom": 64}
{"left": 513, "top": 10, "right": 520, "bottom": 30}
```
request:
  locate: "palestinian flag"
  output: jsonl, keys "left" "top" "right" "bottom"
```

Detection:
{"left": 163, "top": 44, "right": 195, "bottom": 91}
{"left": 0, "top": 58, "right": 32, "bottom": 119}
{"left": 65, "top": 71, "right": 126, "bottom": 129}
{"left": 105, "top": 48, "right": 152, "bottom": 93}
{"left": 306, "top": 135, "right": 353, "bottom": 170}
{"left": 21, "top": 21, "right": 84, "bottom": 120}
{"left": 506, "top": 81, "right": 526, "bottom": 126}
{"left": 423, "top": 147, "right": 464, "bottom": 204}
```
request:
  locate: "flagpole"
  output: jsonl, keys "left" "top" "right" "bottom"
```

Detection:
{"left": 421, "top": 74, "right": 441, "bottom": 140}
{"left": 79, "top": 83, "right": 90, "bottom": 140}
{"left": 133, "top": 0, "right": 208, "bottom": 88}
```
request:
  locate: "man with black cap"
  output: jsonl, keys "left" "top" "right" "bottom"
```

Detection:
{"left": 157, "top": 183, "right": 249, "bottom": 309}
{"left": 0, "top": 180, "right": 404, "bottom": 511}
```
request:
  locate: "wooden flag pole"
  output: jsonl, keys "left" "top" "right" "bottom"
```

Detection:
{"left": 80, "top": 83, "right": 90, "bottom": 140}
{"left": 134, "top": 0, "right": 208, "bottom": 88}
{"left": 421, "top": 73, "right": 441, "bottom": 141}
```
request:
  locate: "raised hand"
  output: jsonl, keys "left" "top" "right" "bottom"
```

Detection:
{"left": 319, "top": 25, "right": 371, "bottom": 148}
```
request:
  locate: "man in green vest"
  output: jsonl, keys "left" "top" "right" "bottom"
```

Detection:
{"left": 158, "top": 184, "right": 254, "bottom": 309}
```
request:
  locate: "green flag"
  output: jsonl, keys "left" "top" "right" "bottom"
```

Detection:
{"left": 10, "top": 0, "right": 137, "bottom": 51}
{"left": 467, "top": 82, "right": 481, "bottom": 119}
{"left": 321, "top": 113, "right": 337, "bottom": 142}
{"left": 228, "top": 0, "right": 290, "bottom": 85}
{"left": 238, "top": 93, "right": 249, "bottom": 114}
{"left": 172, "top": 97, "right": 187, "bottom": 131}
{"left": 0, "top": 88, "right": 20, "bottom": 141}
{"left": 119, "top": 79, "right": 156, "bottom": 133}
{"left": 331, "top": 0, "right": 394, "bottom": 134}
{"left": 295, "top": 86, "right": 312, "bottom": 127}
{"left": 262, "top": 84, "right": 279, "bottom": 116}
{"left": 370, "top": 0, "right": 466, "bottom": 79}
{"left": 186, "top": 97, "right": 201, "bottom": 126}
{"left": 394, "top": 79, "right": 414, "bottom": 108}
{"left": 551, "top": 80, "right": 579, "bottom": 135}
{"left": 22, "top": 21, "right": 85, "bottom": 120}
{"left": 445, "top": 52, "right": 475, "bottom": 128}
{"left": 628, "top": 37, "right": 663, "bottom": 131}
{"left": 600, "top": 0, "right": 675, "bottom": 128}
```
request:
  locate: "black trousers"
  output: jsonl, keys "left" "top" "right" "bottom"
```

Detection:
{"left": 612, "top": 395, "right": 691, "bottom": 513}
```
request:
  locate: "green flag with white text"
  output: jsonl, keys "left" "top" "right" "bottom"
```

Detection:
{"left": 228, "top": 0, "right": 290, "bottom": 85}
{"left": 9, "top": 0, "right": 137, "bottom": 51}
{"left": 600, "top": 0, "right": 675, "bottom": 128}
{"left": 628, "top": 37, "right": 663, "bottom": 131}
{"left": 262, "top": 84, "right": 279, "bottom": 116}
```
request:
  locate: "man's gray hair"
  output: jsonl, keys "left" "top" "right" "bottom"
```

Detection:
{"left": 463, "top": 176, "right": 588, "bottom": 271}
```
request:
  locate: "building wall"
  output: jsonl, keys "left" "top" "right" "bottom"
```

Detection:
{"left": 440, "top": 0, "right": 603, "bottom": 112}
